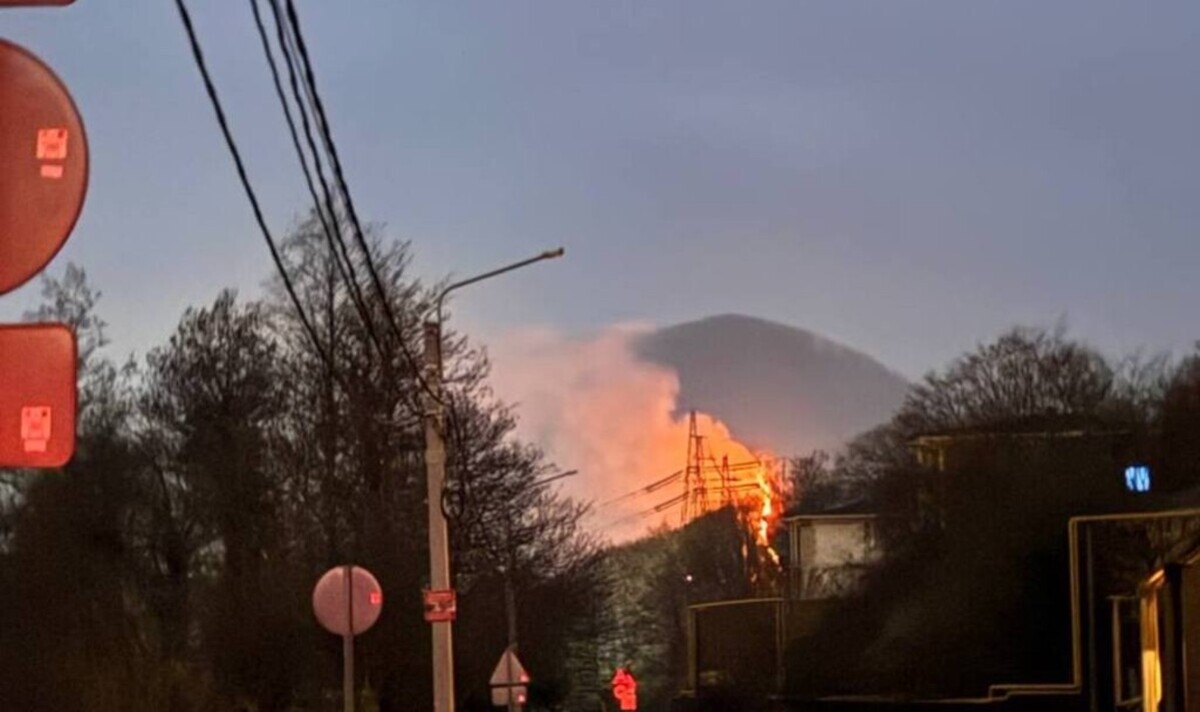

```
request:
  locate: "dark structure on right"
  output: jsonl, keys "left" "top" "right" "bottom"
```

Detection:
{"left": 684, "top": 424, "right": 1200, "bottom": 712}
{"left": 789, "top": 428, "right": 1200, "bottom": 712}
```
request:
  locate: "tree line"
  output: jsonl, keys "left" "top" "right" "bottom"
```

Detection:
{"left": 786, "top": 326, "right": 1200, "bottom": 698}
{"left": 8, "top": 213, "right": 1200, "bottom": 708}
{"left": 0, "top": 214, "right": 601, "bottom": 711}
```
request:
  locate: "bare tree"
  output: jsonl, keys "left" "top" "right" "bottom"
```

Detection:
{"left": 896, "top": 326, "right": 1116, "bottom": 435}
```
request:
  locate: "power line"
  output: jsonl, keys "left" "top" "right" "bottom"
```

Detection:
{"left": 267, "top": 0, "right": 379, "bottom": 326}
{"left": 172, "top": 0, "right": 332, "bottom": 373}
{"left": 599, "top": 493, "right": 687, "bottom": 531}
{"left": 600, "top": 457, "right": 776, "bottom": 509}
{"left": 599, "top": 469, "right": 684, "bottom": 508}
{"left": 280, "top": 0, "right": 440, "bottom": 404}
{"left": 249, "top": 0, "right": 385, "bottom": 361}
{"left": 257, "top": 0, "right": 379, "bottom": 348}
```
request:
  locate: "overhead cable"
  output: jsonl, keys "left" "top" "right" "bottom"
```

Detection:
{"left": 173, "top": 0, "right": 332, "bottom": 372}
{"left": 281, "top": 0, "right": 440, "bottom": 404}
{"left": 249, "top": 0, "right": 387, "bottom": 361}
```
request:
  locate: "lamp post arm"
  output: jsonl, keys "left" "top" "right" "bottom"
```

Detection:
{"left": 435, "top": 248, "right": 565, "bottom": 323}
{"left": 529, "top": 469, "right": 579, "bottom": 489}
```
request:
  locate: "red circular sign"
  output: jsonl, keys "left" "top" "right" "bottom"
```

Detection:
{"left": 312, "top": 565, "right": 384, "bottom": 637}
{"left": 0, "top": 39, "right": 89, "bottom": 295}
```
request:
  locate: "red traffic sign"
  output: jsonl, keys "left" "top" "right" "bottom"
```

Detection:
{"left": 423, "top": 588, "right": 457, "bottom": 622}
{"left": 0, "top": 323, "right": 76, "bottom": 468}
{"left": 0, "top": 39, "right": 89, "bottom": 295}
{"left": 312, "top": 565, "right": 383, "bottom": 637}
{"left": 612, "top": 667, "right": 638, "bottom": 711}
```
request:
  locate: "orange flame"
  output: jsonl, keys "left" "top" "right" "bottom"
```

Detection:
{"left": 746, "top": 460, "right": 782, "bottom": 565}
{"left": 756, "top": 464, "right": 774, "bottom": 545}
{"left": 685, "top": 420, "right": 785, "bottom": 565}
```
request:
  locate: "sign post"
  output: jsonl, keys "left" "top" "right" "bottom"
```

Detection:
{"left": 312, "top": 565, "right": 384, "bottom": 712}
{"left": 422, "top": 319, "right": 457, "bottom": 712}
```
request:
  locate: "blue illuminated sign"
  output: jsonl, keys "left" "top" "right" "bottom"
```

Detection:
{"left": 1124, "top": 465, "right": 1151, "bottom": 493}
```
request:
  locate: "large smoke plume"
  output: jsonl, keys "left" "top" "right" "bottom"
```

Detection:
{"left": 486, "top": 323, "right": 764, "bottom": 542}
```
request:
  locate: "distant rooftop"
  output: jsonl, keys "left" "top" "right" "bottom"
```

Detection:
{"left": 907, "top": 413, "right": 1133, "bottom": 443}
{"left": 783, "top": 495, "right": 877, "bottom": 519}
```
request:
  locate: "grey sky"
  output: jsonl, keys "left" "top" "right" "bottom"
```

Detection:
{"left": 3, "top": 1, "right": 1198, "bottom": 378}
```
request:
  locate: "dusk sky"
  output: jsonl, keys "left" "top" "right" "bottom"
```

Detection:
{"left": 3, "top": 1, "right": 1199, "bottom": 379}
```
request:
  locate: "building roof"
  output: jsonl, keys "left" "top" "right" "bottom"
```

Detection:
{"left": 783, "top": 495, "right": 877, "bottom": 520}
{"left": 907, "top": 414, "right": 1133, "bottom": 444}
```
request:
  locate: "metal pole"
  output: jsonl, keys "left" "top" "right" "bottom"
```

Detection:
{"left": 344, "top": 565, "right": 355, "bottom": 712}
{"left": 422, "top": 247, "right": 562, "bottom": 712}
{"left": 499, "top": 469, "right": 574, "bottom": 712}
{"left": 1085, "top": 526, "right": 1097, "bottom": 712}
{"left": 424, "top": 320, "right": 456, "bottom": 712}
{"left": 505, "top": 564, "right": 520, "bottom": 712}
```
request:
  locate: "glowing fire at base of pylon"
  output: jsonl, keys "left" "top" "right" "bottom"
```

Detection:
{"left": 756, "top": 464, "right": 782, "bottom": 564}
{"left": 736, "top": 460, "right": 784, "bottom": 569}
{"left": 756, "top": 465, "right": 773, "bottom": 544}
{"left": 672, "top": 411, "right": 786, "bottom": 573}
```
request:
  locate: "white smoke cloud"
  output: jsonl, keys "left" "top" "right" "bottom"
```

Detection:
{"left": 485, "top": 323, "right": 758, "bottom": 542}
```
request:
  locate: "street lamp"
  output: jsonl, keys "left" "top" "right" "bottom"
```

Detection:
{"left": 434, "top": 248, "right": 565, "bottom": 324}
{"left": 422, "top": 247, "right": 564, "bottom": 712}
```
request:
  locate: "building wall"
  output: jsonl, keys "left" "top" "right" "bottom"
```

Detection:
{"left": 812, "top": 520, "right": 875, "bottom": 568}
{"left": 789, "top": 517, "right": 881, "bottom": 600}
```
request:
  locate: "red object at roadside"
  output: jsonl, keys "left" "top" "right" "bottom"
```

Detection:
{"left": 0, "top": 40, "right": 89, "bottom": 296}
{"left": 423, "top": 588, "right": 457, "bottom": 622}
{"left": 611, "top": 667, "right": 638, "bottom": 710}
{"left": 0, "top": 324, "right": 76, "bottom": 468}
{"left": 311, "top": 565, "right": 384, "bottom": 637}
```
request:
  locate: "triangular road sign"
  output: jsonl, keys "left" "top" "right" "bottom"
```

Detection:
{"left": 491, "top": 685, "right": 527, "bottom": 707}
{"left": 489, "top": 645, "right": 530, "bottom": 687}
